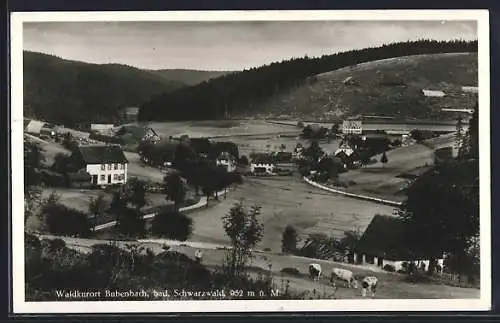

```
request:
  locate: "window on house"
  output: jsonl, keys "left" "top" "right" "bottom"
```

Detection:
{"left": 120, "top": 164, "right": 124, "bottom": 170}
{"left": 113, "top": 174, "right": 118, "bottom": 181}
{"left": 100, "top": 164, "right": 105, "bottom": 171}
{"left": 114, "top": 164, "right": 118, "bottom": 170}
{"left": 100, "top": 175, "right": 105, "bottom": 181}
{"left": 108, "top": 164, "right": 112, "bottom": 170}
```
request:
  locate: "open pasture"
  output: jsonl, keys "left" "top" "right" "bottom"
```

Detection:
{"left": 188, "top": 176, "right": 395, "bottom": 253}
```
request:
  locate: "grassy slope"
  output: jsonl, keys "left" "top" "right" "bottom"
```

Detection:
{"left": 23, "top": 51, "right": 185, "bottom": 124}
{"left": 149, "top": 69, "right": 235, "bottom": 86}
{"left": 253, "top": 53, "right": 478, "bottom": 120}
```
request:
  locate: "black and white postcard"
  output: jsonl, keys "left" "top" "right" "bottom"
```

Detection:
{"left": 11, "top": 10, "right": 491, "bottom": 313}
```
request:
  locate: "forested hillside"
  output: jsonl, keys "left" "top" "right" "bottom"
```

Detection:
{"left": 149, "top": 69, "right": 235, "bottom": 86}
{"left": 139, "top": 40, "right": 478, "bottom": 121}
{"left": 23, "top": 51, "right": 185, "bottom": 127}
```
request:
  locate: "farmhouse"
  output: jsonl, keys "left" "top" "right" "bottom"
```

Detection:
{"left": 90, "top": 124, "right": 115, "bottom": 135}
{"left": 461, "top": 86, "right": 478, "bottom": 94}
{"left": 422, "top": 89, "right": 446, "bottom": 97}
{"left": 72, "top": 145, "right": 128, "bottom": 186}
{"left": 124, "top": 106, "right": 139, "bottom": 122}
{"left": 216, "top": 151, "right": 237, "bottom": 172}
{"left": 334, "top": 141, "right": 354, "bottom": 157}
{"left": 142, "top": 127, "right": 162, "bottom": 144}
{"left": 342, "top": 119, "right": 363, "bottom": 135}
{"left": 25, "top": 120, "right": 56, "bottom": 137}
{"left": 354, "top": 215, "right": 444, "bottom": 272}
{"left": 250, "top": 154, "right": 275, "bottom": 175}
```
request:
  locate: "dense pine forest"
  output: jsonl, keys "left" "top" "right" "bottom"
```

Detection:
{"left": 139, "top": 39, "right": 477, "bottom": 121}
{"left": 23, "top": 51, "right": 185, "bottom": 127}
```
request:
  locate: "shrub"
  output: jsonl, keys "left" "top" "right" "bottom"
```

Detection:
{"left": 40, "top": 170, "right": 66, "bottom": 187}
{"left": 281, "top": 225, "right": 298, "bottom": 253}
{"left": 43, "top": 204, "right": 91, "bottom": 237}
{"left": 383, "top": 264, "right": 396, "bottom": 272}
{"left": 151, "top": 210, "right": 193, "bottom": 241}
{"left": 116, "top": 207, "right": 145, "bottom": 237}
{"left": 280, "top": 267, "right": 301, "bottom": 276}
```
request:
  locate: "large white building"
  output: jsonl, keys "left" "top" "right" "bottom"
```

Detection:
{"left": 75, "top": 145, "right": 129, "bottom": 186}
{"left": 342, "top": 120, "right": 363, "bottom": 135}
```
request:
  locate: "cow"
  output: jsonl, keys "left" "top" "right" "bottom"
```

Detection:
{"left": 361, "top": 276, "right": 378, "bottom": 297}
{"left": 330, "top": 268, "right": 358, "bottom": 288}
{"left": 194, "top": 250, "right": 203, "bottom": 264}
{"left": 308, "top": 263, "right": 322, "bottom": 282}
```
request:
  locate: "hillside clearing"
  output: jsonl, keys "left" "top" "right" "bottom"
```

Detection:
{"left": 257, "top": 53, "right": 477, "bottom": 120}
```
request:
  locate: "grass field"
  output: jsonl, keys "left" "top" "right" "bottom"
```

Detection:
{"left": 188, "top": 176, "right": 395, "bottom": 253}
{"left": 338, "top": 134, "right": 456, "bottom": 200}
{"left": 40, "top": 187, "right": 170, "bottom": 214}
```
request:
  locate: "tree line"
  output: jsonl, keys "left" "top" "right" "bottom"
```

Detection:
{"left": 139, "top": 40, "right": 477, "bottom": 121}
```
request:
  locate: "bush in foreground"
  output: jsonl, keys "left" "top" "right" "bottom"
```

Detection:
{"left": 151, "top": 210, "right": 193, "bottom": 241}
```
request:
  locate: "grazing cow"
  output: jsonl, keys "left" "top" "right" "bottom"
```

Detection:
{"left": 194, "top": 250, "right": 203, "bottom": 264}
{"left": 361, "top": 276, "right": 378, "bottom": 297}
{"left": 330, "top": 268, "right": 358, "bottom": 288}
{"left": 308, "top": 264, "right": 322, "bottom": 282}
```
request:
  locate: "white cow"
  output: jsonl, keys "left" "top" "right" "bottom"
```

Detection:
{"left": 330, "top": 268, "right": 358, "bottom": 288}
{"left": 361, "top": 276, "right": 378, "bottom": 297}
{"left": 308, "top": 263, "right": 322, "bottom": 282}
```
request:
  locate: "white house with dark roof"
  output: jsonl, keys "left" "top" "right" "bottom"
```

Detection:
{"left": 216, "top": 151, "right": 237, "bottom": 172}
{"left": 74, "top": 145, "right": 129, "bottom": 186}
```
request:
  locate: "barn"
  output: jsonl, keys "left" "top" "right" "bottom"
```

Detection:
{"left": 354, "top": 214, "right": 444, "bottom": 272}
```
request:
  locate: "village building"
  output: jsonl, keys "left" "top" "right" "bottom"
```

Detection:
{"left": 250, "top": 154, "right": 276, "bottom": 175}
{"left": 354, "top": 214, "right": 445, "bottom": 272}
{"left": 216, "top": 151, "right": 237, "bottom": 172}
{"left": 124, "top": 106, "right": 139, "bottom": 123}
{"left": 341, "top": 119, "right": 363, "bottom": 135}
{"left": 334, "top": 141, "right": 355, "bottom": 157}
{"left": 72, "top": 145, "right": 129, "bottom": 187}
{"left": 142, "top": 127, "right": 162, "bottom": 144}
{"left": 90, "top": 124, "right": 115, "bottom": 136}
{"left": 25, "top": 120, "right": 56, "bottom": 137}
{"left": 461, "top": 86, "right": 478, "bottom": 94}
{"left": 422, "top": 89, "right": 446, "bottom": 97}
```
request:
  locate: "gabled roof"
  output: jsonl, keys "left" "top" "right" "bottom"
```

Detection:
{"left": 356, "top": 214, "right": 443, "bottom": 260}
{"left": 77, "top": 145, "right": 128, "bottom": 164}
{"left": 251, "top": 153, "right": 276, "bottom": 165}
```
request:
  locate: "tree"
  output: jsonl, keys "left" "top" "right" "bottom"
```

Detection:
{"left": 24, "top": 141, "right": 44, "bottom": 187}
{"left": 455, "top": 115, "right": 465, "bottom": 152}
{"left": 125, "top": 178, "right": 147, "bottom": 210}
{"left": 116, "top": 207, "right": 145, "bottom": 237}
{"left": 304, "top": 141, "right": 324, "bottom": 166}
{"left": 222, "top": 201, "right": 264, "bottom": 278}
{"left": 330, "top": 122, "right": 340, "bottom": 136}
{"left": 151, "top": 210, "right": 193, "bottom": 241}
{"left": 398, "top": 160, "right": 479, "bottom": 277}
{"left": 338, "top": 230, "right": 361, "bottom": 263}
{"left": 88, "top": 194, "right": 107, "bottom": 231}
{"left": 164, "top": 173, "right": 186, "bottom": 210}
{"left": 238, "top": 155, "right": 249, "bottom": 166}
{"left": 410, "top": 129, "right": 424, "bottom": 142}
{"left": 109, "top": 191, "right": 126, "bottom": 215}
{"left": 279, "top": 144, "right": 287, "bottom": 152}
{"left": 281, "top": 225, "right": 298, "bottom": 253}
{"left": 380, "top": 151, "right": 388, "bottom": 168}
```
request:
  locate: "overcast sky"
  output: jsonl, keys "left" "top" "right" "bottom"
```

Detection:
{"left": 23, "top": 20, "right": 477, "bottom": 71}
